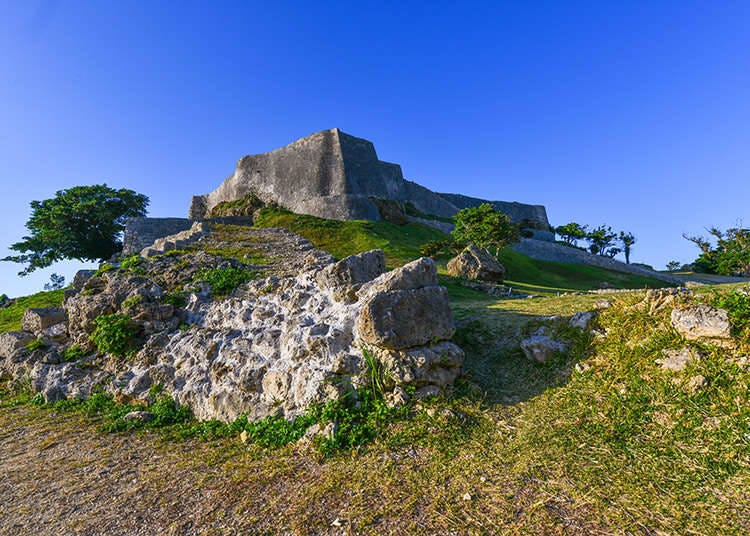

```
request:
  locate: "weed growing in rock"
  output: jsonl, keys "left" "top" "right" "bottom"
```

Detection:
{"left": 62, "top": 344, "right": 88, "bottom": 362}
{"left": 121, "top": 295, "right": 142, "bottom": 310}
{"left": 162, "top": 292, "right": 187, "bottom": 309}
{"left": 194, "top": 267, "right": 260, "bottom": 297}
{"left": 93, "top": 263, "right": 115, "bottom": 277}
{"left": 90, "top": 314, "right": 137, "bottom": 357}
{"left": 120, "top": 255, "right": 145, "bottom": 274}
{"left": 25, "top": 338, "right": 47, "bottom": 352}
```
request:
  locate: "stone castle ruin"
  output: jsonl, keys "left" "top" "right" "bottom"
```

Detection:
{"left": 125, "top": 129, "right": 553, "bottom": 254}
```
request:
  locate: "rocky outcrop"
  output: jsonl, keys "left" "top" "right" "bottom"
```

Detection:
{"left": 1, "top": 236, "right": 464, "bottom": 423}
{"left": 447, "top": 244, "right": 505, "bottom": 283}
{"left": 671, "top": 305, "right": 731, "bottom": 341}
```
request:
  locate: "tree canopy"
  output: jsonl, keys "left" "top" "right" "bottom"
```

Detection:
{"left": 451, "top": 203, "right": 519, "bottom": 255}
{"left": 556, "top": 222, "right": 588, "bottom": 247}
{"left": 684, "top": 227, "right": 750, "bottom": 276}
{"left": 3, "top": 184, "right": 149, "bottom": 275}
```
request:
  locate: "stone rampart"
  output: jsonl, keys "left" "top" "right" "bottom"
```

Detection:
{"left": 123, "top": 217, "right": 192, "bottom": 256}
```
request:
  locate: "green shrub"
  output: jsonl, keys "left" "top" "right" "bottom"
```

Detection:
{"left": 710, "top": 288, "right": 750, "bottom": 337}
{"left": 62, "top": 345, "right": 88, "bottom": 362}
{"left": 194, "top": 267, "right": 259, "bottom": 297}
{"left": 120, "top": 255, "right": 145, "bottom": 274}
{"left": 90, "top": 314, "right": 137, "bottom": 357}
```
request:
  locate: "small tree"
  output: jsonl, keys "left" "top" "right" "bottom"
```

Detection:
{"left": 684, "top": 227, "right": 750, "bottom": 276}
{"left": 666, "top": 260, "right": 681, "bottom": 272}
{"left": 451, "top": 203, "right": 519, "bottom": 257}
{"left": 556, "top": 222, "right": 588, "bottom": 247}
{"left": 44, "top": 273, "right": 66, "bottom": 291}
{"left": 618, "top": 231, "right": 636, "bottom": 264}
{"left": 3, "top": 184, "right": 149, "bottom": 275}
{"left": 585, "top": 225, "right": 618, "bottom": 257}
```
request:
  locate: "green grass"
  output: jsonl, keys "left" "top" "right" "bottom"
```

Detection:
{"left": 0, "top": 289, "right": 64, "bottom": 334}
{"left": 253, "top": 207, "right": 448, "bottom": 268}
{"left": 254, "top": 207, "right": 671, "bottom": 293}
{"left": 497, "top": 247, "right": 672, "bottom": 294}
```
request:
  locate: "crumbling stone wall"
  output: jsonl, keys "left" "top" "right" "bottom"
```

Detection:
{"left": 123, "top": 217, "right": 192, "bottom": 256}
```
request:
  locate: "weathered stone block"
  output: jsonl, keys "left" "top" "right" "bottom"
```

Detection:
{"left": 22, "top": 307, "right": 67, "bottom": 335}
{"left": 447, "top": 244, "right": 505, "bottom": 282}
{"left": 358, "top": 287, "right": 454, "bottom": 350}
{"left": 0, "top": 331, "right": 35, "bottom": 359}
{"left": 359, "top": 257, "right": 438, "bottom": 300}
{"left": 671, "top": 305, "right": 731, "bottom": 340}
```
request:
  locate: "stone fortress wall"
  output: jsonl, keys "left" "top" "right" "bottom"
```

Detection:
{"left": 123, "top": 129, "right": 673, "bottom": 284}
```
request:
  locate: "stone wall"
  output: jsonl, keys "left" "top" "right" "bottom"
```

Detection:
{"left": 123, "top": 217, "right": 192, "bottom": 256}
{"left": 189, "top": 128, "right": 553, "bottom": 235}
{"left": 511, "top": 238, "right": 684, "bottom": 285}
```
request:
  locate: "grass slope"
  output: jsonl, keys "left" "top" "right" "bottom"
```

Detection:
{"left": 255, "top": 207, "right": 671, "bottom": 293}
{"left": 253, "top": 206, "right": 447, "bottom": 268}
{"left": 0, "top": 290, "right": 64, "bottom": 333}
{"left": 498, "top": 247, "right": 671, "bottom": 294}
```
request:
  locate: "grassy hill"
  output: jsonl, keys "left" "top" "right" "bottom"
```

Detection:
{"left": 254, "top": 206, "right": 670, "bottom": 293}
{"left": 0, "top": 290, "right": 64, "bottom": 333}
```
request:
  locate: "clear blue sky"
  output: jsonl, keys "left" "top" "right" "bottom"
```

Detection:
{"left": 2, "top": 1, "right": 749, "bottom": 297}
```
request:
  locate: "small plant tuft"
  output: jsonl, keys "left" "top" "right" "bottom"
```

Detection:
{"left": 194, "top": 267, "right": 260, "bottom": 297}
{"left": 90, "top": 314, "right": 137, "bottom": 357}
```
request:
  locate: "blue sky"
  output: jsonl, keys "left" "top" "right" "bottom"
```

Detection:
{"left": 1, "top": 1, "right": 749, "bottom": 296}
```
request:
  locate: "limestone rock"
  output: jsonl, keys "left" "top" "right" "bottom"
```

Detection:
{"left": 358, "top": 257, "right": 438, "bottom": 299}
{"left": 671, "top": 305, "right": 731, "bottom": 340}
{"left": 569, "top": 311, "right": 595, "bottom": 330}
{"left": 41, "top": 322, "right": 68, "bottom": 343}
{"left": 73, "top": 270, "right": 96, "bottom": 291}
{"left": 316, "top": 250, "right": 386, "bottom": 301}
{"left": 0, "top": 331, "right": 35, "bottom": 359}
{"left": 657, "top": 347, "right": 700, "bottom": 372}
{"left": 446, "top": 244, "right": 505, "bottom": 283}
{"left": 375, "top": 341, "right": 464, "bottom": 387}
{"left": 22, "top": 307, "right": 67, "bottom": 335}
{"left": 520, "top": 335, "right": 568, "bottom": 363}
{"left": 122, "top": 411, "right": 155, "bottom": 423}
{"left": 687, "top": 375, "right": 707, "bottom": 393}
{"left": 358, "top": 287, "right": 454, "bottom": 350}
{"left": 189, "top": 128, "right": 552, "bottom": 233}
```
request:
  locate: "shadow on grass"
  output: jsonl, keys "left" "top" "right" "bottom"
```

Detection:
{"left": 450, "top": 298, "right": 594, "bottom": 406}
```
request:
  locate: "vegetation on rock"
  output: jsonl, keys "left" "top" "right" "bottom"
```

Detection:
{"left": 90, "top": 314, "right": 137, "bottom": 357}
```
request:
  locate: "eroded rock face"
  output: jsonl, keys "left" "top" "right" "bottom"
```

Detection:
{"left": 671, "top": 305, "right": 731, "bottom": 340}
{"left": 2, "top": 242, "right": 464, "bottom": 423}
{"left": 446, "top": 244, "right": 505, "bottom": 283}
{"left": 22, "top": 307, "right": 67, "bottom": 335}
{"left": 358, "top": 287, "right": 454, "bottom": 350}
{"left": 0, "top": 332, "right": 35, "bottom": 359}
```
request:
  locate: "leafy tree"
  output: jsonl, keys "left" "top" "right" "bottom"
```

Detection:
{"left": 586, "top": 225, "right": 618, "bottom": 257}
{"left": 618, "top": 231, "right": 636, "bottom": 264}
{"left": 666, "top": 260, "right": 681, "bottom": 272}
{"left": 556, "top": 222, "right": 588, "bottom": 247}
{"left": 44, "top": 273, "right": 66, "bottom": 291}
{"left": 451, "top": 203, "right": 519, "bottom": 256}
{"left": 3, "top": 184, "right": 149, "bottom": 275}
{"left": 684, "top": 227, "right": 750, "bottom": 276}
